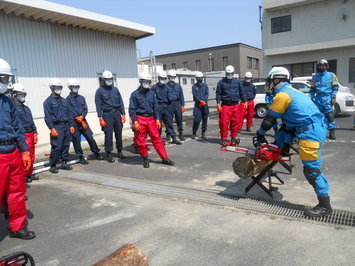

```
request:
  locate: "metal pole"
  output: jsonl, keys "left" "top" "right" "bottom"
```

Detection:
{"left": 32, "top": 159, "right": 81, "bottom": 175}
{"left": 209, "top": 53, "right": 212, "bottom": 72}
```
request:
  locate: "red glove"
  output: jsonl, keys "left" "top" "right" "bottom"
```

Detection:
{"left": 198, "top": 101, "right": 207, "bottom": 107}
{"left": 70, "top": 127, "right": 75, "bottom": 134}
{"left": 217, "top": 104, "right": 222, "bottom": 113}
{"left": 134, "top": 121, "right": 141, "bottom": 132}
{"left": 34, "top": 134, "right": 38, "bottom": 144}
{"left": 81, "top": 121, "right": 88, "bottom": 131}
{"left": 156, "top": 120, "right": 162, "bottom": 130}
{"left": 99, "top": 117, "right": 107, "bottom": 128}
{"left": 181, "top": 106, "right": 186, "bottom": 113}
{"left": 121, "top": 114, "right": 126, "bottom": 124}
{"left": 75, "top": 116, "right": 84, "bottom": 123}
{"left": 22, "top": 151, "right": 31, "bottom": 172}
{"left": 243, "top": 102, "right": 248, "bottom": 110}
{"left": 50, "top": 128, "right": 59, "bottom": 138}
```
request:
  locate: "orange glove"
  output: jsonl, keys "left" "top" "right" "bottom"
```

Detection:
{"left": 198, "top": 101, "right": 207, "bottom": 107}
{"left": 50, "top": 128, "right": 59, "bottom": 138}
{"left": 75, "top": 116, "right": 84, "bottom": 123}
{"left": 99, "top": 117, "right": 107, "bottom": 128}
{"left": 134, "top": 121, "right": 141, "bottom": 132}
{"left": 81, "top": 121, "right": 88, "bottom": 131}
{"left": 22, "top": 151, "right": 31, "bottom": 172}
{"left": 217, "top": 104, "right": 222, "bottom": 113}
{"left": 34, "top": 134, "right": 38, "bottom": 144}
{"left": 121, "top": 114, "right": 126, "bottom": 124}
{"left": 156, "top": 120, "right": 162, "bottom": 130}
{"left": 70, "top": 127, "right": 75, "bottom": 134}
{"left": 243, "top": 102, "right": 248, "bottom": 110}
{"left": 181, "top": 106, "right": 186, "bottom": 113}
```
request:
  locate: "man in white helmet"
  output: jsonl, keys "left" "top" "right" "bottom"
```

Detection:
{"left": 0, "top": 58, "right": 35, "bottom": 239}
{"left": 12, "top": 83, "right": 39, "bottom": 182}
{"left": 191, "top": 71, "right": 209, "bottom": 139}
{"left": 43, "top": 78, "right": 75, "bottom": 173}
{"left": 151, "top": 71, "right": 181, "bottom": 145}
{"left": 166, "top": 69, "right": 186, "bottom": 141}
{"left": 216, "top": 65, "right": 247, "bottom": 145}
{"left": 129, "top": 72, "right": 174, "bottom": 168}
{"left": 240, "top": 72, "right": 256, "bottom": 132}
{"left": 255, "top": 66, "right": 332, "bottom": 218}
{"left": 66, "top": 79, "right": 103, "bottom": 163}
{"left": 95, "top": 70, "right": 126, "bottom": 163}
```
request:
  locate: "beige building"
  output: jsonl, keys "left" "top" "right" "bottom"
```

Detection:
{"left": 155, "top": 43, "right": 263, "bottom": 79}
{"left": 262, "top": 0, "right": 355, "bottom": 88}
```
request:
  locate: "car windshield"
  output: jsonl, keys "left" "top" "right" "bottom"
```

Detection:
{"left": 291, "top": 82, "right": 310, "bottom": 93}
{"left": 255, "top": 84, "right": 266, "bottom": 94}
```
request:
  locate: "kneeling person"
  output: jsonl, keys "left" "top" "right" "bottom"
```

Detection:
{"left": 129, "top": 73, "right": 174, "bottom": 168}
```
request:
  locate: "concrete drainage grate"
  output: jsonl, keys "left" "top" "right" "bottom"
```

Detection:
{"left": 48, "top": 171, "right": 355, "bottom": 227}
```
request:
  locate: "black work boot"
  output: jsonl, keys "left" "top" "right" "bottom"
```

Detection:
{"left": 220, "top": 139, "right": 227, "bottom": 146}
{"left": 117, "top": 149, "right": 126, "bottom": 159}
{"left": 142, "top": 156, "right": 150, "bottom": 168}
{"left": 106, "top": 152, "right": 114, "bottom": 163}
{"left": 191, "top": 132, "right": 196, "bottom": 139}
{"left": 25, "top": 176, "right": 32, "bottom": 183}
{"left": 178, "top": 132, "right": 185, "bottom": 141}
{"left": 166, "top": 134, "right": 172, "bottom": 142}
{"left": 201, "top": 131, "right": 206, "bottom": 139}
{"left": 162, "top": 158, "right": 174, "bottom": 166}
{"left": 61, "top": 161, "right": 73, "bottom": 170}
{"left": 9, "top": 227, "right": 36, "bottom": 240}
{"left": 172, "top": 136, "right": 182, "bottom": 145}
{"left": 328, "top": 129, "right": 336, "bottom": 140}
{"left": 94, "top": 152, "right": 103, "bottom": 160}
{"left": 246, "top": 127, "right": 251, "bottom": 132}
{"left": 79, "top": 156, "right": 89, "bottom": 164}
{"left": 304, "top": 196, "right": 332, "bottom": 218}
{"left": 31, "top": 175, "right": 39, "bottom": 181}
{"left": 231, "top": 138, "right": 240, "bottom": 146}
{"left": 49, "top": 165, "right": 58, "bottom": 174}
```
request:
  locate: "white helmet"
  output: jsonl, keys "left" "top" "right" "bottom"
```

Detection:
{"left": 195, "top": 71, "right": 203, "bottom": 78}
{"left": 267, "top": 67, "right": 290, "bottom": 81}
{"left": 102, "top": 70, "right": 113, "bottom": 79}
{"left": 245, "top": 72, "right": 253, "bottom": 78}
{"left": 225, "top": 65, "right": 235, "bottom": 74}
{"left": 0, "top": 58, "right": 12, "bottom": 75}
{"left": 317, "top": 59, "right": 328, "bottom": 65}
{"left": 68, "top": 78, "right": 79, "bottom": 87}
{"left": 158, "top": 71, "right": 167, "bottom": 79}
{"left": 12, "top": 83, "right": 26, "bottom": 94}
{"left": 49, "top": 78, "right": 62, "bottom": 87}
{"left": 167, "top": 70, "right": 176, "bottom": 77}
{"left": 138, "top": 72, "right": 152, "bottom": 81}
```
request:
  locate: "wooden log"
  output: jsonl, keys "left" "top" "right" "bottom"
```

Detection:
{"left": 93, "top": 243, "right": 149, "bottom": 266}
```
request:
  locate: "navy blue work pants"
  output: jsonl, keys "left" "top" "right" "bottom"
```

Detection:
{"left": 159, "top": 104, "right": 176, "bottom": 137}
{"left": 72, "top": 121, "right": 100, "bottom": 157}
{"left": 50, "top": 124, "right": 71, "bottom": 166}
{"left": 192, "top": 104, "right": 209, "bottom": 133}
{"left": 103, "top": 110, "right": 123, "bottom": 152}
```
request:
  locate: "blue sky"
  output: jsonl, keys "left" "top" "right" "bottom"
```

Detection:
{"left": 50, "top": 0, "right": 262, "bottom": 58}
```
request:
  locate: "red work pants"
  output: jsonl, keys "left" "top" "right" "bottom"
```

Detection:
{"left": 219, "top": 104, "right": 243, "bottom": 140}
{"left": 134, "top": 116, "right": 168, "bottom": 159}
{"left": 0, "top": 148, "right": 27, "bottom": 232}
{"left": 239, "top": 100, "right": 255, "bottom": 129}
{"left": 25, "top": 133, "right": 35, "bottom": 177}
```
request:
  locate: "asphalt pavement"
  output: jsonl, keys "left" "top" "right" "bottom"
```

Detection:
{"left": 1, "top": 112, "right": 354, "bottom": 265}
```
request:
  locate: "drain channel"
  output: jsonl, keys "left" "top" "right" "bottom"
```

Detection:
{"left": 46, "top": 171, "right": 354, "bottom": 227}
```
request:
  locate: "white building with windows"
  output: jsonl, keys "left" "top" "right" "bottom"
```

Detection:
{"left": 0, "top": 0, "right": 155, "bottom": 149}
{"left": 262, "top": 0, "right": 355, "bottom": 89}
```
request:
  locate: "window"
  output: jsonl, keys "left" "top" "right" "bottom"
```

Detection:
{"left": 291, "top": 82, "right": 311, "bottom": 93}
{"left": 191, "top": 78, "right": 195, "bottom": 85}
{"left": 255, "top": 84, "right": 266, "bottom": 94}
{"left": 172, "top": 63, "right": 176, "bottom": 69}
{"left": 182, "top": 78, "right": 187, "bottom": 85}
{"left": 208, "top": 58, "right": 214, "bottom": 71}
{"left": 278, "top": 62, "right": 315, "bottom": 78}
{"left": 349, "top": 58, "right": 355, "bottom": 83}
{"left": 163, "top": 64, "right": 167, "bottom": 70}
{"left": 247, "top": 57, "right": 252, "bottom": 69}
{"left": 195, "top": 60, "right": 201, "bottom": 71}
{"left": 271, "top": 15, "right": 291, "bottom": 34}
{"left": 222, "top": 56, "right": 228, "bottom": 69}
{"left": 253, "top": 58, "right": 259, "bottom": 70}
{"left": 183, "top": 61, "right": 188, "bottom": 69}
